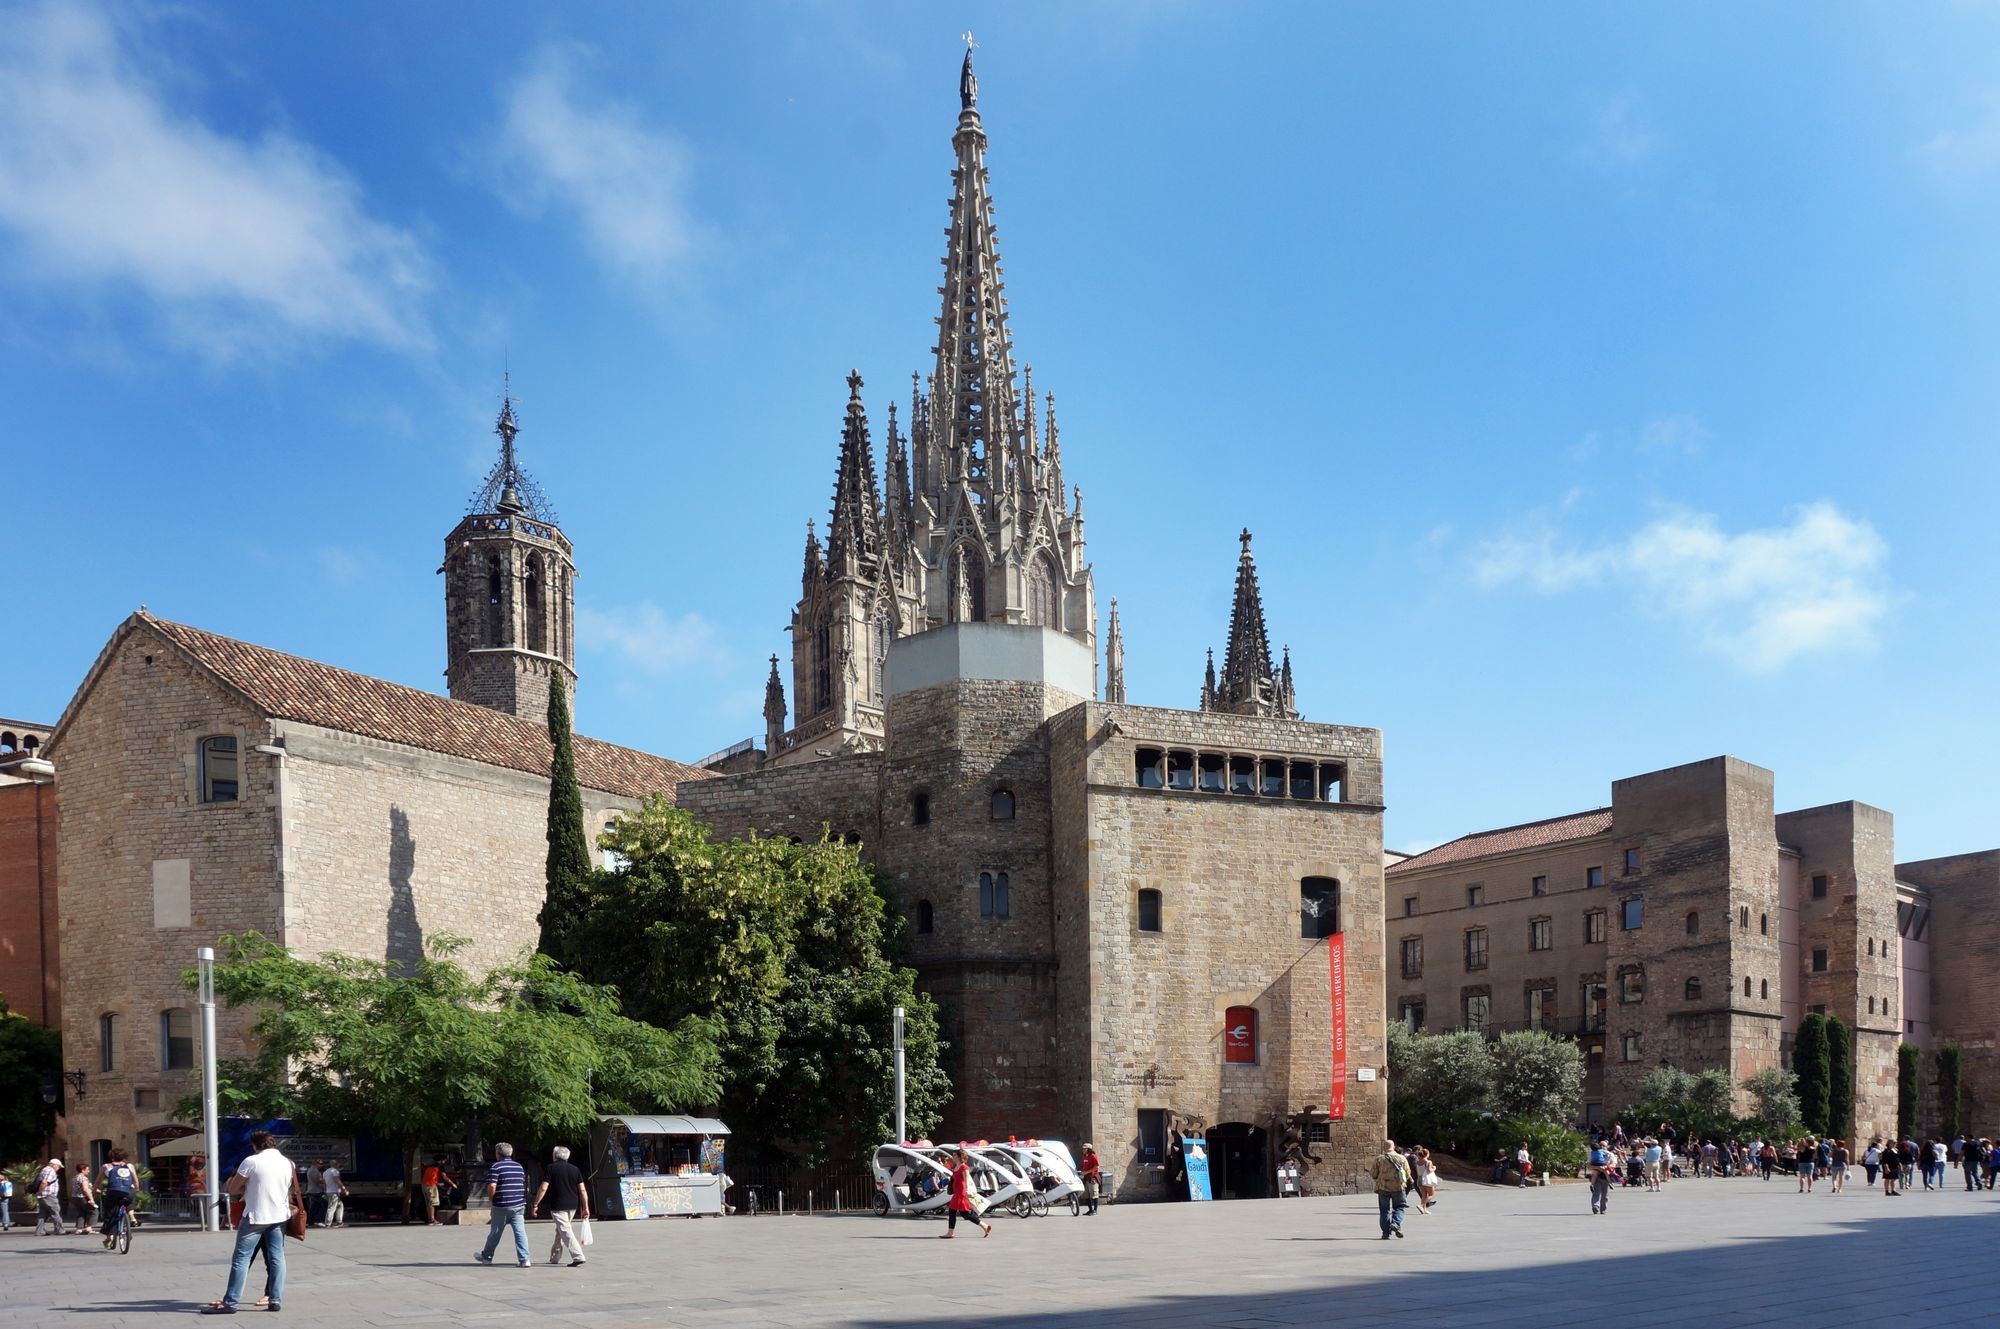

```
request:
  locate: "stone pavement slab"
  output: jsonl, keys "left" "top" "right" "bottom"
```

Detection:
{"left": 3, "top": 1177, "right": 1994, "bottom": 1327}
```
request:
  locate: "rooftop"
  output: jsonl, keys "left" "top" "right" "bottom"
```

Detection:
{"left": 1388, "top": 807, "right": 1613, "bottom": 875}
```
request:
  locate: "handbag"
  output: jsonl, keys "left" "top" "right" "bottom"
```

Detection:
{"left": 578, "top": 1217, "right": 594, "bottom": 1247}
{"left": 284, "top": 1178, "right": 308, "bottom": 1242}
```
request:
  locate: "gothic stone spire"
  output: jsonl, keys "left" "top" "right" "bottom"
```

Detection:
{"left": 1105, "top": 597, "right": 1127, "bottom": 704}
{"left": 1208, "top": 529, "right": 1299, "bottom": 719}
{"left": 763, "top": 653, "right": 788, "bottom": 756}
{"left": 826, "top": 370, "right": 884, "bottom": 574}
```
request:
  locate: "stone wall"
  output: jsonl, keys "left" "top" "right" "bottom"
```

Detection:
{"left": 1898, "top": 851, "right": 2000, "bottom": 1132}
{"left": 0, "top": 776, "right": 59, "bottom": 1026}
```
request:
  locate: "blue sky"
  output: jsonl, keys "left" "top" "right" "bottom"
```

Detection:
{"left": 3, "top": 2, "right": 1996, "bottom": 861}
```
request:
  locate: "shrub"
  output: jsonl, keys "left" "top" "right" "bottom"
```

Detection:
{"left": 1388, "top": 1025, "right": 1493, "bottom": 1152}
{"left": 1742, "top": 1067, "right": 1802, "bottom": 1139}
{"left": 1483, "top": 1116, "right": 1587, "bottom": 1179}
{"left": 1488, "top": 1031, "right": 1586, "bottom": 1124}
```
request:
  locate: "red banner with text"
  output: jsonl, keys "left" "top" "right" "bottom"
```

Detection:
{"left": 1328, "top": 932, "right": 1347, "bottom": 1120}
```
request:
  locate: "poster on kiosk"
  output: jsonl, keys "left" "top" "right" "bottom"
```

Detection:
{"left": 1183, "top": 1137, "right": 1213, "bottom": 1202}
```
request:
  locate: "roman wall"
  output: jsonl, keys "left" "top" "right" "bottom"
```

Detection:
{"left": 1898, "top": 850, "right": 2000, "bottom": 1132}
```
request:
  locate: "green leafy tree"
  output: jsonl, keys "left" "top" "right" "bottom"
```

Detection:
{"left": 1387, "top": 1025, "right": 1493, "bottom": 1151}
{"left": 1741, "top": 1067, "right": 1802, "bottom": 1138}
{"left": 1938, "top": 1045, "right": 1963, "bottom": 1139}
{"left": 176, "top": 933, "right": 718, "bottom": 1148}
{"left": 1795, "top": 1013, "right": 1830, "bottom": 1136}
{"left": 1632, "top": 1066, "right": 1736, "bottom": 1141}
{"left": 538, "top": 672, "right": 592, "bottom": 964}
{"left": 1897, "top": 1042, "right": 1920, "bottom": 1138}
{"left": 1488, "top": 1031, "right": 1586, "bottom": 1123}
{"left": 0, "top": 997, "right": 62, "bottom": 1166}
{"left": 1825, "top": 1016, "right": 1853, "bottom": 1140}
{"left": 1492, "top": 1116, "right": 1587, "bottom": 1178}
{"left": 565, "top": 799, "right": 950, "bottom": 1164}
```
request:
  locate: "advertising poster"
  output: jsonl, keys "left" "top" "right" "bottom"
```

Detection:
{"left": 1223, "top": 1006, "right": 1257, "bottom": 1064}
{"left": 1328, "top": 932, "right": 1347, "bottom": 1119}
{"left": 1182, "top": 1137, "right": 1213, "bottom": 1202}
{"left": 618, "top": 1176, "right": 652, "bottom": 1220}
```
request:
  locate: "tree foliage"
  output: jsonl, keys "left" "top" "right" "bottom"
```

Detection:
{"left": 1897, "top": 1042, "right": 1920, "bottom": 1138}
{"left": 1795, "top": 1013, "right": 1830, "bottom": 1136}
{"left": 1938, "top": 1045, "right": 1963, "bottom": 1140}
{"left": 1386, "top": 1026, "right": 1582, "bottom": 1156}
{"left": 538, "top": 672, "right": 592, "bottom": 964}
{"left": 1632, "top": 1066, "right": 1737, "bottom": 1140}
{"left": 0, "top": 997, "right": 61, "bottom": 1166}
{"left": 1741, "top": 1067, "right": 1802, "bottom": 1138}
{"left": 564, "top": 799, "right": 950, "bottom": 1164}
{"left": 1487, "top": 1031, "right": 1587, "bottom": 1123}
{"left": 1824, "top": 1016, "right": 1853, "bottom": 1140}
{"left": 179, "top": 933, "right": 718, "bottom": 1146}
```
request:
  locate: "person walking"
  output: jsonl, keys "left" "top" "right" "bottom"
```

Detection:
{"left": 1415, "top": 1147, "right": 1439, "bottom": 1215}
{"left": 1797, "top": 1140, "right": 1817, "bottom": 1193}
{"left": 1642, "top": 1138, "right": 1664, "bottom": 1192}
{"left": 1759, "top": 1140, "right": 1777, "bottom": 1181}
{"left": 420, "top": 1155, "right": 445, "bottom": 1226}
{"left": 204, "top": 1130, "right": 300, "bottom": 1315}
{"left": 1, "top": 1169, "right": 13, "bottom": 1230}
{"left": 34, "top": 1159, "right": 65, "bottom": 1235}
{"left": 304, "top": 1159, "right": 325, "bottom": 1227}
{"left": 98, "top": 1148, "right": 139, "bottom": 1246}
{"left": 70, "top": 1162, "right": 98, "bottom": 1236}
{"left": 1514, "top": 1141, "right": 1533, "bottom": 1188}
{"left": 320, "top": 1161, "right": 348, "bottom": 1228}
{"left": 1077, "top": 1143, "right": 1102, "bottom": 1216}
{"left": 1881, "top": 1141, "right": 1902, "bottom": 1196}
{"left": 1863, "top": 1140, "right": 1881, "bottom": 1186}
{"left": 530, "top": 1146, "right": 590, "bottom": 1269}
{"left": 1588, "top": 1140, "right": 1615, "bottom": 1215}
{"left": 940, "top": 1148, "right": 992, "bottom": 1239}
{"left": 1372, "top": 1139, "right": 1410, "bottom": 1239}
{"left": 1829, "top": 1140, "right": 1849, "bottom": 1194}
{"left": 473, "top": 1143, "right": 532, "bottom": 1267}
{"left": 1929, "top": 1138, "right": 1948, "bottom": 1189}
{"left": 1964, "top": 1139, "right": 1985, "bottom": 1191}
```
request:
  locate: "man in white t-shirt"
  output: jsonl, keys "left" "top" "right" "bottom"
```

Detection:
{"left": 321, "top": 1164, "right": 349, "bottom": 1228}
{"left": 35, "top": 1160, "right": 65, "bottom": 1235}
{"left": 206, "top": 1132, "right": 296, "bottom": 1315}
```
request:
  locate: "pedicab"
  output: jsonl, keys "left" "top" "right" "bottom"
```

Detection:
{"left": 988, "top": 1139, "right": 1084, "bottom": 1216}
{"left": 870, "top": 1143, "right": 955, "bottom": 1217}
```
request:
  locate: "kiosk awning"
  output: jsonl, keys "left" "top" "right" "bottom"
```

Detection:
{"left": 600, "top": 1114, "right": 731, "bottom": 1136}
{"left": 148, "top": 1133, "right": 207, "bottom": 1159}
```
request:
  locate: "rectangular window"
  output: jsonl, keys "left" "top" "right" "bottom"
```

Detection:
{"left": 1529, "top": 918, "right": 1551, "bottom": 951}
{"left": 99, "top": 1013, "right": 119, "bottom": 1073}
{"left": 1466, "top": 884, "right": 1484, "bottom": 907}
{"left": 1403, "top": 896, "right": 1418, "bottom": 917}
{"left": 1137, "top": 888, "right": 1162, "bottom": 933}
{"left": 1317, "top": 764, "right": 1342, "bottom": 802}
{"left": 1586, "top": 866, "right": 1604, "bottom": 888}
{"left": 1619, "top": 968, "right": 1645, "bottom": 1003}
{"left": 1399, "top": 1000, "right": 1425, "bottom": 1032}
{"left": 1166, "top": 750, "right": 1195, "bottom": 791}
{"left": 1301, "top": 877, "right": 1340, "bottom": 939}
{"left": 1811, "top": 873, "right": 1828, "bottom": 899}
{"left": 1260, "top": 759, "right": 1287, "bottom": 798}
{"left": 1229, "top": 755, "right": 1257, "bottom": 796}
{"left": 1134, "top": 748, "right": 1164, "bottom": 789}
{"left": 1584, "top": 981, "right": 1607, "bottom": 1031}
{"left": 1620, "top": 898, "right": 1643, "bottom": 931}
{"left": 1621, "top": 1033, "right": 1641, "bottom": 1062}
{"left": 1464, "top": 928, "right": 1488, "bottom": 971}
{"left": 1463, "top": 992, "right": 1491, "bottom": 1033}
{"left": 1811, "top": 947, "right": 1828, "bottom": 973}
{"left": 979, "top": 871, "right": 1011, "bottom": 919}
{"left": 1197, "top": 752, "right": 1226, "bottom": 793}
{"left": 160, "top": 1008, "right": 194, "bottom": 1071}
{"left": 1289, "top": 761, "right": 1315, "bottom": 801}
{"left": 199, "top": 735, "right": 239, "bottom": 803}
{"left": 1585, "top": 909, "right": 1606, "bottom": 944}
{"left": 1400, "top": 937, "right": 1423, "bottom": 979}
{"left": 1528, "top": 987, "right": 1556, "bottom": 1031}
{"left": 1137, "top": 1109, "right": 1167, "bottom": 1166}
{"left": 1531, "top": 875, "right": 1547, "bottom": 897}
{"left": 1623, "top": 847, "right": 1641, "bottom": 876}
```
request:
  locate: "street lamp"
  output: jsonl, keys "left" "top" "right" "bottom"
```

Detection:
{"left": 199, "top": 946, "right": 222, "bottom": 1233}
{"left": 40, "top": 1070, "right": 85, "bottom": 1106}
{"left": 893, "top": 1006, "right": 906, "bottom": 1144}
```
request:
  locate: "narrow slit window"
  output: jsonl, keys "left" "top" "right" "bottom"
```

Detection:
{"left": 1137, "top": 888, "right": 1162, "bottom": 933}
{"left": 916, "top": 900, "right": 934, "bottom": 934}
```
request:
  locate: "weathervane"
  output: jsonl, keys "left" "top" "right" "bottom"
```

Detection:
{"left": 961, "top": 30, "right": 977, "bottom": 52}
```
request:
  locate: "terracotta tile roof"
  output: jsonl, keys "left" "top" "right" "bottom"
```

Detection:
{"left": 1388, "top": 807, "right": 1613, "bottom": 875}
{"left": 144, "top": 614, "right": 710, "bottom": 802}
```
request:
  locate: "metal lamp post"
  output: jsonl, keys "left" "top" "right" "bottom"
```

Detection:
{"left": 893, "top": 1005, "right": 906, "bottom": 1144}
{"left": 198, "top": 946, "right": 221, "bottom": 1233}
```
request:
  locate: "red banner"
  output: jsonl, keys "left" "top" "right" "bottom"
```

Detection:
{"left": 1224, "top": 1006, "right": 1257, "bottom": 1064}
{"left": 1328, "top": 932, "right": 1347, "bottom": 1120}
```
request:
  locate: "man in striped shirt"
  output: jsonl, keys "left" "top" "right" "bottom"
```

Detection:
{"left": 473, "top": 1143, "right": 532, "bottom": 1268}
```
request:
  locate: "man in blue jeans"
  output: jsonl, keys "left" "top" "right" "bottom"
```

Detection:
{"left": 1372, "top": 1139, "right": 1410, "bottom": 1239}
{"left": 473, "top": 1143, "right": 531, "bottom": 1268}
{"left": 204, "top": 1131, "right": 295, "bottom": 1315}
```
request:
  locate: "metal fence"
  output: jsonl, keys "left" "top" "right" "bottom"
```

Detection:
{"left": 727, "top": 1164, "right": 877, "bottom": 1215}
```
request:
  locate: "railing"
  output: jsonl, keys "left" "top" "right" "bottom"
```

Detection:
{"left": 1423, "top": 1016, "right": 1607, "bottom": 1040}
{"left": 727, "top": 1164, "right": 878, "bottom": 1215}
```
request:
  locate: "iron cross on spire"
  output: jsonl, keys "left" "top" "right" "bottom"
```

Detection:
{"left": 961, "top": 30, "right": 977, "bottom": 51}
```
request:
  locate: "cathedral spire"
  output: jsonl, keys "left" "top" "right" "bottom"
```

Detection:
{"left": 470, "top": 374, "right": 556, "bottom": 522}
{"left": 1206, "top": 529, "right": 1299, "bottom": 719}
{"left": 826, "top": 371, "right": 884, "bottom": 575}
{"left": 801, "top": 519, "right": 824, "bottom": 589}
{"left": 763, "top": 653, "right": 788, "bottom": 756}
{"left": 1105, "top": 598, "right": 1126, "bottom": 704}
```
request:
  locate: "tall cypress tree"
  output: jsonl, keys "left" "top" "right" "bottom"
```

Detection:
{"left": 1897, "top": 1042, "right": 1921, "bottom": 1138}
{"left": 1824, "top": 1016, "right": 1852, "bottom": 1140}
{"left": 1938, "top": 1045, "right": 1963, "bottom": 1140}
{"left": 1795, "top": 1013, "right": 1830, "bottom": 1137}
{"left": 538, "top": 672, "right": 592, "bottom": 964}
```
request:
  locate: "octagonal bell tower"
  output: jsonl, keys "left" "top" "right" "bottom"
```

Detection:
{"left": 441, "top": 384, "right": 576, "bottom": 726}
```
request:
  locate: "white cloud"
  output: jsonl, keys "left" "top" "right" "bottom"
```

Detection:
{"left": 1637, "top": 412, "right": 1711, "bottom": 456}
{"left": 0, "top": 2, "right": 430, "bottom": 357}
{"left": 578, "top": 603, "right": 718, "bottom": 677}
{"left": 497, "top": 44, "right": 701, "bottom": 283}
{"left": 1916, "top": 97, "right": 2000, "bottom": 185}
{"left": 1474, "top": 502, "right": 1893, "bottom": 673}
{"left": 1576, "top": 90, "right": 1663, "bottom": 173}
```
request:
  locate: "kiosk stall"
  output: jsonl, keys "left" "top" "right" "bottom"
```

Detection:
{"left": 590, "top": 1114, "right": 732, "bottom": 1218}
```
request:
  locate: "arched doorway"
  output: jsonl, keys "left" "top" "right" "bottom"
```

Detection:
{"left": 1207, "top": 1122, "right": 1269, "bottom": 1200}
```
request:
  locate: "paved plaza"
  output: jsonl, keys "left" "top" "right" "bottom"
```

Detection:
{"left": 4, "top": 1177, "right": 1995, "bottom": 1328}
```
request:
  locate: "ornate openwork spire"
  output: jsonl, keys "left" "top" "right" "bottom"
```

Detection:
{"left": 1206, "top": 530, "right": 1299, "bottom": 719}
{"left": 1105, "top": 598, "right": 1127, "bottom": 704}
{"left": 763, "top": 653, "right": 788, "bottom": 755}
{"left": 469, "top": 375, "right": 558, "bottom": 522}
{"left": 826, "top": 370, "right": 884, "bottom": 574}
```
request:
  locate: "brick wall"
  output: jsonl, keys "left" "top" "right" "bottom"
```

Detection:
{"left": 0, "top": 777, "right": 59, "bottom": 1025}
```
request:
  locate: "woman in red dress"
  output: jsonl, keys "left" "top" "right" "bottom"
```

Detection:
{"left": 940, "top": 1149, "right": 992, "bottom": 1239}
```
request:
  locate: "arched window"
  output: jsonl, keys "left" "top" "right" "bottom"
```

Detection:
{"left": 916, "top": 900, "right": 934, "bottom": 934}
{"left": 990, "top": 788, "right": 1015, "bottom": 821}
{"left": 1760, "top": 979, "right": 1769, "bottom": 999}
{"left": 949, "top": 545, "right": 987, "bottom": 622}
{"left": 1759, "top": 913, "right": 1768, "bottom": 935}
{"left": 813, "top": 623, "right": 832, "bottom": 711}
{"left": 0, "top": 731, "right": 15, "bottom": 752}
{"left": 1137, "top": 889, "right": 1162, "bottom": 933}
{"left": 871, "top": 616, "right": 890, "bottom": 701}
{"left": 199, "top": 736, "right": 239, "bottom": 803}
{"left": 994, "top": 872, "right": 1010, "bottom": 917}
{"left": 159, "top": 1008, "right": 194, "bottom": 1071}
{"left": 524, "top": 554, "right": 546, "bottom": 652}
{"left": 911, "top": 791, "right": 931, "bottom": 827}
{"left": 99, "top": 1013, "right": 120, "bottom": 1073}
{"left": 1685, "top": 910, "right": 1699, "bottom": 937}
{"left": 979, "top": 872, "right": 993, "bottom": 916}
{"left": 1743, "top": 976, "right": 1752, "bottom": 998}
{"left": 486, "top": 554, "right": 503, "bottom": 645}
{"left": 1027, "top": 556, "right": 1058, "bottom": 628}
{"left": 1224, "top": 1006, "right": 1258, "bottom": 1064}
{"left": 1684, "top": 977, "right": 1702, "bottom": 1001}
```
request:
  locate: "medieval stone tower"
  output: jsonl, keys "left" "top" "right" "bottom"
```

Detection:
{"left": 765, "top": 47, "right": 1096, "bottom": 766}
{"left": 442, "top": 387, "right": 576, "bottom": 727}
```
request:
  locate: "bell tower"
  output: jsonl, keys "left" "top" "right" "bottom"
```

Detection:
{"left": 442, "top": 382, "right": 576, "bottom": 726}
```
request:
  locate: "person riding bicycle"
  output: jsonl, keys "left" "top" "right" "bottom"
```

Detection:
{"left": 99, "top": 1147, "right": 139, "bottom": 1248}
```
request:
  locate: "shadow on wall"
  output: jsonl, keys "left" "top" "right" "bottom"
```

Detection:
{"left": 847, "top": 1211, "right": 1989, "bottom": 1326}
{"left": 387, "top": 806, "right": 424, "bottom": 971}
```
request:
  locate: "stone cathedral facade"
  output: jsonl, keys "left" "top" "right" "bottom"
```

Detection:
{"left": 682, "top": 52, "right": 1389, "bottom": 1199}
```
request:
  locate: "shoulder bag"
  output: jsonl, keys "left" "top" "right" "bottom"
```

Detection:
{"left": 285, "top": 1175, "right": 308, "bottom": 1241}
